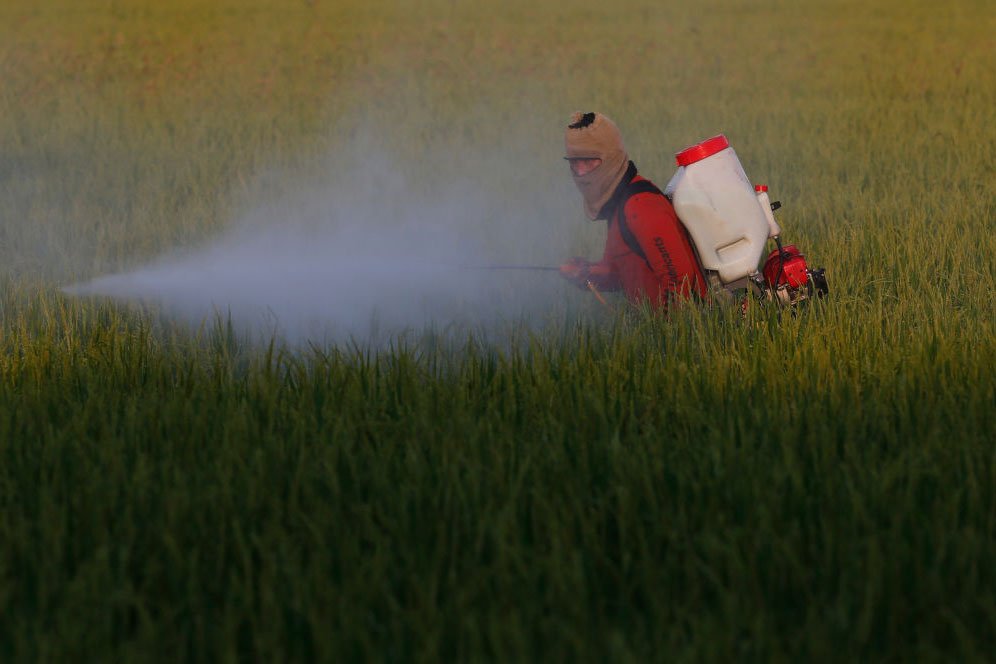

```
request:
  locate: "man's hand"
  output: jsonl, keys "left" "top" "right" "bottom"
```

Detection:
{"left": 559, "top": 257, "right": 592, "bottom": 288}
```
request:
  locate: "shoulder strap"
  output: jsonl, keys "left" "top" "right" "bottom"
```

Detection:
{"left": 615, "top": 179, "right": 666, "bottom": 268}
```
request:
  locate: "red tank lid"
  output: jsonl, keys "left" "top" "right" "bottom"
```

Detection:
{"left": 675, "top": 134, "right": 730, "bottom": 167}
{"left": 755, "top": 184, "right": 768, "bottom": 192}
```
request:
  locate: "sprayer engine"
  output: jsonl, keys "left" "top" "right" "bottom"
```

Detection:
{"left": 752, "top": 243, "right": 829, "bottom": 306}
{"left": 747, "top": 184, "right": 829, "bottom": 307}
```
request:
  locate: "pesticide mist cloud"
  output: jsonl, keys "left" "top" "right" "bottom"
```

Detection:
{"left": 64, "top": 124, "right": 583, "bottom": 344}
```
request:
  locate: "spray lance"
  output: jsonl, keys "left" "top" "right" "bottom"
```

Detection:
{"left": 464, "top": 264, "right": 610, "bottom": 306}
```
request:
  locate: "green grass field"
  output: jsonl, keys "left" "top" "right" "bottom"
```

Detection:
{"left": 1, "top": 0, "right": 994, "bottom": 660}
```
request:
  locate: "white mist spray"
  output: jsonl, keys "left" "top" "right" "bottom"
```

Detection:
{"left": 63, "top": 121, "right": 589, "bottom": 345}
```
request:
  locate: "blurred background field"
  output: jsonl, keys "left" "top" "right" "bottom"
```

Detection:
{"left": 0, "top": 0, "right": 994, "bottom": 661}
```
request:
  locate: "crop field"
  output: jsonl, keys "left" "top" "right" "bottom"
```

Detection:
{"left": 1, "top": 0, "right": 994, "bottom": 660}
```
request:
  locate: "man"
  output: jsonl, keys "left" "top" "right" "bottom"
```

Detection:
{"left": 559, "top": 112, "right": 708, "bottom": 308}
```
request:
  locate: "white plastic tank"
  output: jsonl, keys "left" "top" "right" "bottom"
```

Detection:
{"left": 664, "top": 135, "right": 770, "bottom": 285}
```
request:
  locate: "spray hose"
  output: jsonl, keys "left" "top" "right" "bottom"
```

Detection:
{"left": 585, "top": 280, "right": 608, "bottom": 306}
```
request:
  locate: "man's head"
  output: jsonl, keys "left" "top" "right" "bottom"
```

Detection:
{"left": 564, "top": 112, "right": 629, "bottom": 220}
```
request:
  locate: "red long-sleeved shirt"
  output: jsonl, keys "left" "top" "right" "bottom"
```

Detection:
{"left": 586, "top": 168, "right": 708, "bottom": 306}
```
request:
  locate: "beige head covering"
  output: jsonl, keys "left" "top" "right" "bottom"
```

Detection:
{"left": 564, "top": 112, "right": 630, "bottom": 220}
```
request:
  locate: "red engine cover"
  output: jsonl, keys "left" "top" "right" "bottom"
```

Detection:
{"left": 763, "top": 245, "right": 809, "bottom": 288}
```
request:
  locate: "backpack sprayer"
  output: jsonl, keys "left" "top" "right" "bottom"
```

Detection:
{"left": 665, "top": 134, "right": 829, "bottom": 306}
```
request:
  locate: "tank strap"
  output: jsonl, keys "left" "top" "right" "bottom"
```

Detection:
{"left": 614, "top": 180, "right": 665, "bottom": 270}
